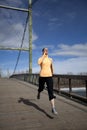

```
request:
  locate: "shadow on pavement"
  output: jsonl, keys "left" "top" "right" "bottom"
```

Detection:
{"left": 18, "top": 97, "right": 54, "bottom": 119}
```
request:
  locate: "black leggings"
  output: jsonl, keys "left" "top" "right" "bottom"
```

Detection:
{"left": 38, "top": 77, "right": 54, "bottom": 100}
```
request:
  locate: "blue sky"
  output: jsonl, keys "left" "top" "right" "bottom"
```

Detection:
{"left": 0, "top": 0, "right": 87, "bottom": 77}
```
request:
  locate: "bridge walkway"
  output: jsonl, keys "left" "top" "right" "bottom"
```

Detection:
{"left": 0, "top": 78, "right": 87, "bottom": 130}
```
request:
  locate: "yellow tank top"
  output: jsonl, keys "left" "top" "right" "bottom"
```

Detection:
{"left": 38, "top": 56, "right": 53, "bottom": 77}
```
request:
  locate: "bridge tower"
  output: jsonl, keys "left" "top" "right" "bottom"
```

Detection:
{"left": 29, "top": 0, "right": 32, "bottom": 74}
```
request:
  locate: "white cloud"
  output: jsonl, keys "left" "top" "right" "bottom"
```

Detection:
{"left": 32, "top": 30, "right": 38, "bottom": 42}
{"left": 0, "top": 5, "right": 38, "bottom": 49}
{"left": 49, "top": 18, "right": 59, "bottom": 22}
{"left": 0, "top": 0, "right": 24, "bottom": 7}
{"left": 33, "top": 66, "right": 39, "bottom": 73}
{"left": 51, "top": 43, "right": 87, "bottom": 57}
{"left": 53, "top": 57, "right": 87, "bottom": 74}
{"left": 51, "top": 43, "right": 87, "bottom": 74}
{"left": 48, "top": 17, "right": 62, "bottom": 29}
{"left": 0, "top": 22, "right": 38, "bottom": 49}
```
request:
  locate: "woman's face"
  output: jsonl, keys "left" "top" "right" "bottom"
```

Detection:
{"left": 44, "top": 48, "right": 48, "bottom": 55}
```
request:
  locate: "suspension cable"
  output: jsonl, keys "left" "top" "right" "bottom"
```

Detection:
{"left": 13, "top": 12, "right": 29, "bottom": 74}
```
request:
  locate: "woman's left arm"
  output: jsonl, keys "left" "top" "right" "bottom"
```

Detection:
{"left": 51, "top": 62, "right": 53, "bottom": 75}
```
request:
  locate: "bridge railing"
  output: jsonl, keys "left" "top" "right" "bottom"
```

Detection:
{"left": 10, "top": 73, "right": 87, "bottom": 104}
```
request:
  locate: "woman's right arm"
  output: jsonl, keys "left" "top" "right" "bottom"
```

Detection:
{"left": 38, "top": 55, "right": 45, "bottom": 65}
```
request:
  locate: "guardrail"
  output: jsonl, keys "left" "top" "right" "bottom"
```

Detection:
{"left": 10, "top": 73, "right": 87, "bottom": 104}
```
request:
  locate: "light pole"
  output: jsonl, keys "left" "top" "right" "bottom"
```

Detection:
{"left": 29, "top": 0, "right": 32, "bottom": 74}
